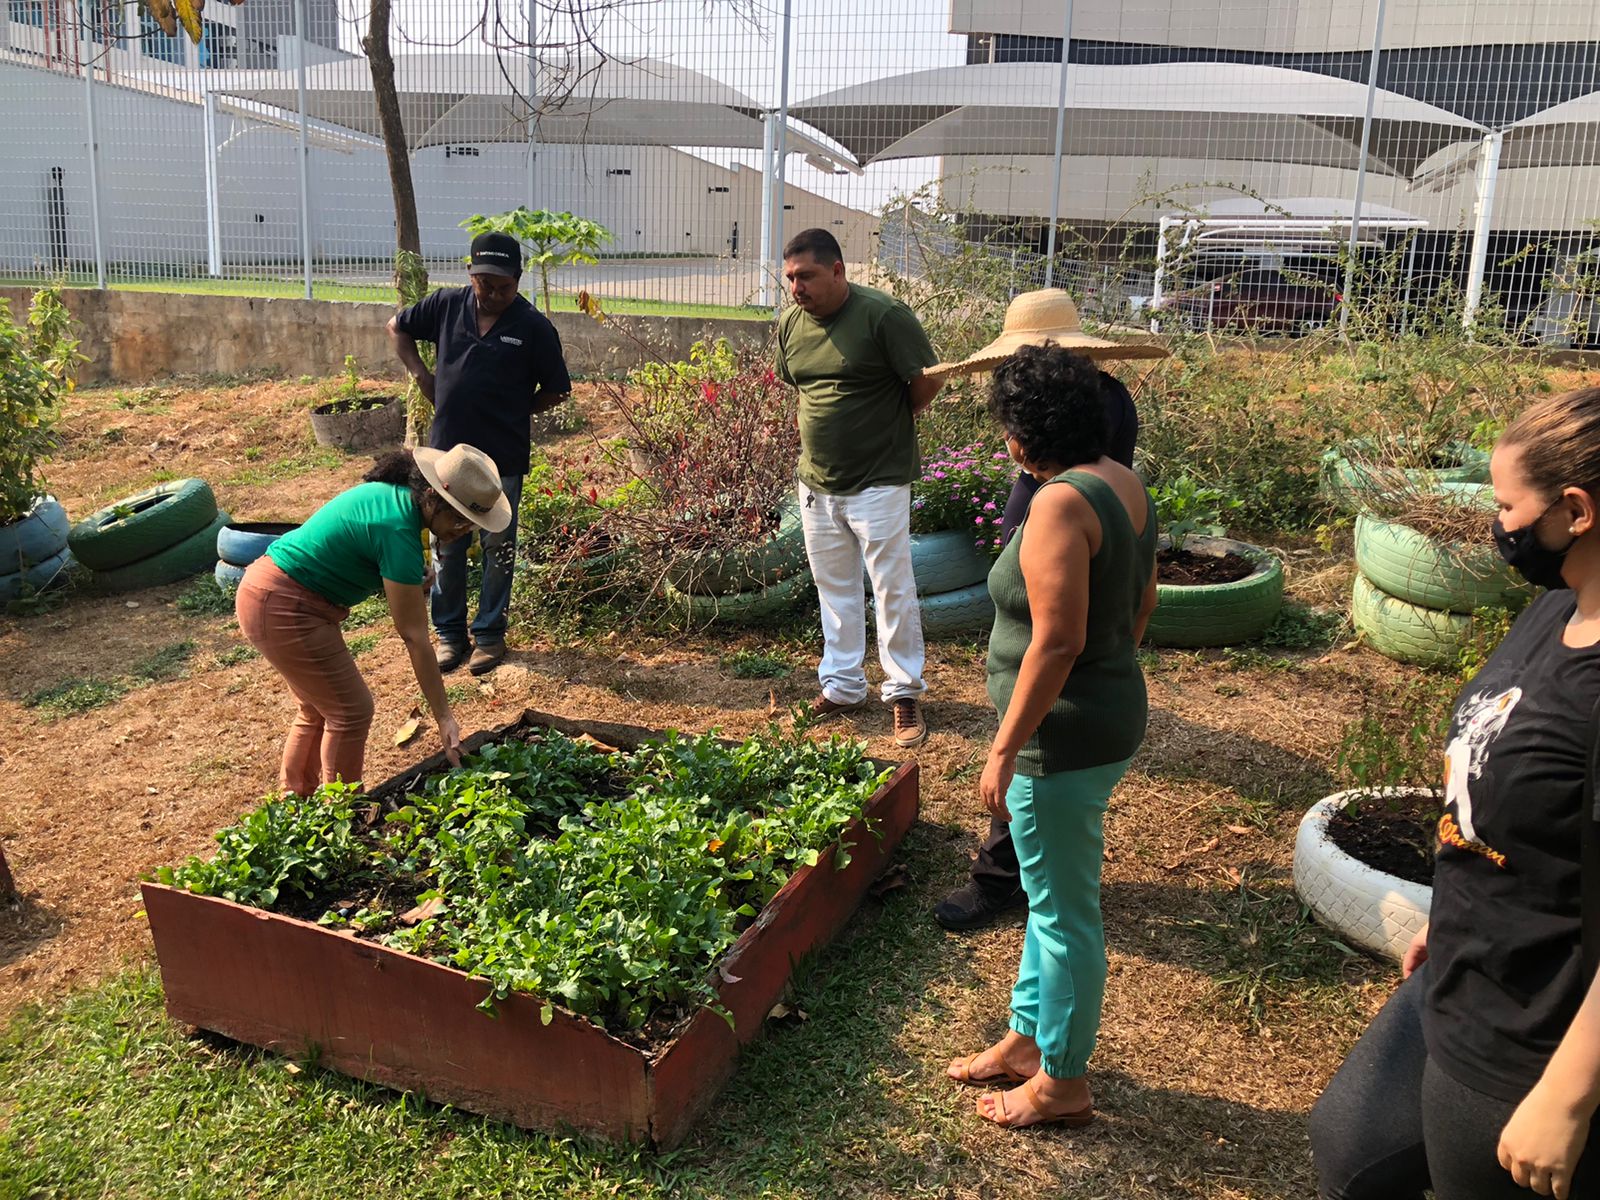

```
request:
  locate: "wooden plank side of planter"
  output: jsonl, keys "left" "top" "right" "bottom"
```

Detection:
{"left": 141, "top": 884, "right": 653, "bottom": 1142}
{"left": 647, "top": 760, "right": 920, "bottom": 1149}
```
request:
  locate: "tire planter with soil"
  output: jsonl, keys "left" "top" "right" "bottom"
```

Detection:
{"left": 217, "top": 521, "right": 301, "bottom": 568}
{"left": 666, "top": 568, "right": 813, "bottom": 625}
{"left": 908, "top": 529, "right": 991, "bottom": 596}
{"left": 68, "top": 479, "right": 218, "bottom": 572}
{"left": 662, "top": 499, "right": 805, "bottom": 596}
{"left": 309, "top": 396, "right": 405, "bottom": 454}
{"left": 1354, "top": 513, "right": 1531, "bottom": 614}
{"left": 1293, "top": 789, "right": 1435, "bottom": 962}
{"left": 1144, "top": 535, "right": 1285, "bottom": 648}
{"left": 142, "top": 708, "right": 920, "bottom": 1149}
{"left": 1351, "top": 571, "right": 1476, "bottom": 668}
{"left": 0, "top": 546, "right": 75, "bottom": 604}
{"left": 89, "top": 511, "right": 230, "bottom": 593}
{"left": 1319, "top": 441, "right": 1489, "bottom": 512}
{"left": 0, "top": 495, "right": 70, "bottom": 570}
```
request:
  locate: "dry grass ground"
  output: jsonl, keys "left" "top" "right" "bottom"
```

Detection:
{"left": 0, "top": 373, "right": 1463, "bottom": 1198}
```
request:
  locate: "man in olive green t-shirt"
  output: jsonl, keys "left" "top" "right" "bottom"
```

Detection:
{"left": 775, "top": 228, "right": 941, "bottom": 749}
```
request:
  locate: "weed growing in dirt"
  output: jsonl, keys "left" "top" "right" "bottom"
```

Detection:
{"left": 130, "top": 641, "right": 196, "bottom": 684}
{"left": 214, "top": 645, "right": 258, "bottom": 668}
{"left": 23, "top": 676, "right": 127, "bottom": 717}
{"left": 343, "top": 594, "right": 388, "bottom": 630}
{"left": 175, "top": 575, "right": 234, "bottom": 616}
{"left": 111, "top": 385, "right": 171, "bottom": 412}
{"left": 345, "top": 633, "right": 381, "bottom": 657}
{"left": 721, "top": 649, "right": 792, "bottom": 679}
{"left": 223, "top": 442, "right": 343, "bottom": 488}
{"left": 1259, "top": 602, "right": 1346, "bottom": 652}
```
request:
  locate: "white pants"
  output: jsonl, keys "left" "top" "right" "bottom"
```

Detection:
{"left": 798, "top": 480, "right": 926, "bottom": 705}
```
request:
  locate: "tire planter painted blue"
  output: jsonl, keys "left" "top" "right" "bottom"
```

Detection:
{"left": 0, "top": 495, "right": 70, "bottom": 571}
{"left": 215, "top": 560, "right": 248, "bottom": 590}
{"left": 0, "top": 547, "right": 76, "bottom": 604}
{"left": 908, "top": 530, "right": 992, "bottom": 595}
{"left": 218, "top": 522, "right": 301, "bottom": 568}
{"left": 872, "top": 580, "right": 996, "bottom": 639}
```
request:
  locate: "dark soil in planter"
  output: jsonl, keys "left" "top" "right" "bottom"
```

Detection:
{"left": 1157, "top": 548, "right": 1255, "bottom": 586}
{"left": 312, "top": 395, "right": 396, "bottom": 416}
{"left": 1327, "top": 790, "right": 1439, "bottom": 887}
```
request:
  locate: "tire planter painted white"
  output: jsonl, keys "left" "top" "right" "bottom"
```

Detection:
{"left": 0, "top": 495, "right": 70, "bottom": 570}
{"left": 1351, "top": 571, "right": 1476, "bottom": 668}
{"left": 1144, "top": 535, "right": 1285, "bottom": 648}
{"left": 1293, "top": 790, "right": 1433, "bottom": 963}
{"left": 0, "top": 546, "right": 76, "bottom": 604}
{"left": 1354, "top": 514, "right": 1530, "bottom": 615}
{"left": 908, "top": 530, "right": 992, "bottom": 595}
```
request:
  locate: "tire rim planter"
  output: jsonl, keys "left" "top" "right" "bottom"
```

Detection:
{"left": 1143, "top": 534, "right": 1285, "bottom": 648}
{"left": 1293, "top": 789, "right": 1433, "bottom": 963}
{"left": 662, "top": 498, "right": 806, "bottom": 596}
{"left": 1354, "top": 513, "right": 1531, "bottom": 615}
{"left": 308, "top": 396, "right": 405, "bottom": 454}
{"left": 142, "top": 709, "right": 919, "bottom": 1148}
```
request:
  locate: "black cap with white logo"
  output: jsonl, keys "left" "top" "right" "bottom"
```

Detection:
{"left": 468, "top": 231, "right": 522, "bottom": 278}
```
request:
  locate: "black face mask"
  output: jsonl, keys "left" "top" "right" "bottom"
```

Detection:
{"left": 1492, "top": 498, "right": 1576, "bottom": 591}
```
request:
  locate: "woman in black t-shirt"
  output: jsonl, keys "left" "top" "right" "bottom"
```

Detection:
{"left": 1311, "top": 386, "right": 1600, "bottom": 1200}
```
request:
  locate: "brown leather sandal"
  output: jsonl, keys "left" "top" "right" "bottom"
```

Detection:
{"left": 976, "top": 1079, "right": 1096, "bottom": 1129}
{"left": 947, "top": 1053, "right": 1028, "bottom": 1087}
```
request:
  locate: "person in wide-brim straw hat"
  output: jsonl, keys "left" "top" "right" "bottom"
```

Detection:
{"left": 930, "top": 289, "right": 1169, "bottom": 937}
{"left": 235, "top": 443, "right": 510, "bottom": 796}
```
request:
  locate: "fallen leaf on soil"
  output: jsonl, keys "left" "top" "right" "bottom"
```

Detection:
{"left": 400, "top": 896, "right": 446, "bottom": 926}
{"left": 1197, "top": 836, "right": 1220, "bottom": 853}
{"left": 392, "top": 718, "right": 421, "bottom": 747}
{"left": 1226, "top": 824, "right": 1253, "bottom": 836}
{"left": 284, "top": 1062, "right": 302, "bottom": 1076}
{"left": 767, "top": 1003, "right": 809, "bottom": 1023}
{"left": 767, "top": 689, "right": 778, "bottom": 717}
{"left": 575, "top": 733, "right": 621, "bottom": 754}
{"left": 1221, "top": 866, "right": 1244, "bottom": 885}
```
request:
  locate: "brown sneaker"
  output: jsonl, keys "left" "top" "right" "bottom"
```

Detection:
{"left": 892, "top": 697, "right": 928, "bottom": 749}
{"left": 808, "top": 693, "right": 866, "bottom": 721}
{"left": 436, "top": 641, "right": 470, "bottom": 673}
{"left": 468, "top": 643, "right": 506, "bottom": 675}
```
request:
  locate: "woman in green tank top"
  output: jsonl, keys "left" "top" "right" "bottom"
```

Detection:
{"left": 945, "top": 344, "right": 1158, "bottom": 1130}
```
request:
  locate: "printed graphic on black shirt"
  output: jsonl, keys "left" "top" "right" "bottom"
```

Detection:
{"left": 1439, "top": 686, "right": 1519, "bottom": 868}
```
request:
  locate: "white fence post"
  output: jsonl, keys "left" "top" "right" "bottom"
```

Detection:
{"left": 202, "top": 89, "right": 223, "bottom": 278}
{"left": 525, "top": 0, "right": 539, "bottom": 209}
{"left": 1463, "top": 131, "right": 1504, "bottom": 335}
{"left": 771, "top": 0, "right": 793, "bottom": 314}
{"left": 79, "top": 0, "right": 107, "bottom": 288}
{"left": 1340, "top": 0, "right": 1388, "bottom": 337}
{"left": 293, "top": 0, "right": 313, "bottom": 299}
{"left": 1042, "top": 0, "right": 1075, "bottom": 290}
{"left": 758, "top": 112, "right": 775, "bottom": 309}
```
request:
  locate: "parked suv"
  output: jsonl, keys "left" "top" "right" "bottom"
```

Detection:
{"left": 1157, "top": 266, "right": 1342, "bottom": 336}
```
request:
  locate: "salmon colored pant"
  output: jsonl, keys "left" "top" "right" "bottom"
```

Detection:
{"left": 236, "top": 557, "right": 375, "bottom": 795}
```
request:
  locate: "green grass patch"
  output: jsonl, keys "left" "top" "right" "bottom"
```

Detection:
{"left": 1258, "top": 601, "right": 1347, "bottom": 652}
{"left": 345, "top": 632, "right": 382, "bottom": 657}
{"left": 23, "top": 676, "right": 128, "bottom": 718}
{"left": 213, "top": 644, "right": 259, "bottom": 668}
{"left": 223, "top": 442, "right": 345, "bottom": 487}
{"left": 343, "top": 594, "right": 389, "bottom": 630}
{"left": 175, "top": 575, "right": 235, "bottom": 616}
{"left": 720, "top": 649, "right": 793, "bottom": 679}
{"left": 130, "top": 640, "right": 197, "bottom": 684}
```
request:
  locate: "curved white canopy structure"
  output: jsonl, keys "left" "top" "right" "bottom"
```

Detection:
{"left": 790, "top": 61, "right": 1481, "bottom": 178}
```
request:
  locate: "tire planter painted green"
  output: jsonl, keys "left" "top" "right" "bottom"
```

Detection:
{"left": 1144, "top": 535, "right": 1285, "bottom": 648}
{"left": 1354, "top": 513, "right": 1531, "bottom": 614}
{"left": 218, "top": 522, "right": 301, "bottom": 568}
{"left": 1351, "top": 571, "right": 1476, "bottom": 668}
{"left": 215, "top": 560, "right": 248, "bottom": 590}
{"left": 0, "top": 495, "right": 70, "bottom": 570}
{"left": 908, "top": 530, "right": 992, "bottom": 595}
{"left": 89, "top": 511, "right": 230, "bottom": 594}
{"left": 663, "top": 499, "right": 806, "bottom": 596}
{"left": 916, "top": 581, "right": 995, "bottom": 638}
{"left": 1319, "top": 442, "right": 1490, "bottom": 512}
{"left": 666, "top": 569, "right": 812, "bottom": 625}
{"left": 69, "top": 479, "right": 219, "bottom": 572}
{"left": 0, "top": 547, "right": 75, "bottom": 604}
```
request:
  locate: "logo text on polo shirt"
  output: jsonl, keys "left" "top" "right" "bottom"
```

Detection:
{"left": 499, "top": 336, "right": 523, "bottom": 346}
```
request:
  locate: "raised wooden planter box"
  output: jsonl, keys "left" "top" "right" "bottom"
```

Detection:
{"left": 142, "top": 709, "right": 919, "bottom": 1148}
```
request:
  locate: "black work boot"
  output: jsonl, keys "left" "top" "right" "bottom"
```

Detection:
{"left": 934, "top": 881, "right": 1027, "bottom": 932}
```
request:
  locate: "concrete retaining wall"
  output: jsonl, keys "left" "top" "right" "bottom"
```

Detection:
{"left": 0, "top": 287, "right": 772, "bottom": 386}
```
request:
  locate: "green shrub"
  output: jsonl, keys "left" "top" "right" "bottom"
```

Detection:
{"left": 0, "top": 284, "right": 80, "bottom": 523}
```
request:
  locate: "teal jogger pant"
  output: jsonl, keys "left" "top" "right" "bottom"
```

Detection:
{"left": 1005, "top": 758, "right": 1132, "bottom": 1079}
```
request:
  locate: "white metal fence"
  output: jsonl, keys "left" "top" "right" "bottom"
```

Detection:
{"left": 2, "top": 0, "right": 1598, "bottom": 343}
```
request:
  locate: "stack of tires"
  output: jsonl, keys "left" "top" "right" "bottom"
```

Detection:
{"left": 866, "top": 529, "right": 996, "bottom": 638}
{"left": 0, "top": 495, "right": 76, "bottom": 604}
{"left": 215, "top": 522, "right": 301, "bottom": 590}
{"left": 664, "top": 498, "right": 812, "bottom": 625}
{"left": 1320, "top": 441, "right": 1490, "bottom": 512}
{"left": 68, "top": 479, "right": 230, "bottom": 594}
{"left": 1351, "top": 486, "right": 1531, "bottom": 668}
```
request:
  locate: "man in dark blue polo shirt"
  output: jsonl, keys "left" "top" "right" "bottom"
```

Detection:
{"left": 387, "top": 231, "right": 571, "bottom": 675}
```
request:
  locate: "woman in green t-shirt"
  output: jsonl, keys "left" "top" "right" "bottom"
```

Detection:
{"left": 944, "top": 345, "right": 1158, "bottom": 1130}
{"left": 236, "top": 443, "right": 512, "bottom": 795}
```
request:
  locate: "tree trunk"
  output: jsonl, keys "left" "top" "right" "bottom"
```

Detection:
{"left": 361, "top": 0, "right": 420, "bottom": 257}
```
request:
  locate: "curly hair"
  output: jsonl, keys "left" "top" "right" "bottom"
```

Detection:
{"left": 363, "top": 450, "right": 431, "bottom": 507}
{"left": 988, "top": 343, "right": 1108, "bottom": 470}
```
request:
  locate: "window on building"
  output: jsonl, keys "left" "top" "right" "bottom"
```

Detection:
{"left": 9, "top": 0, "right": 44, "bottom": 28}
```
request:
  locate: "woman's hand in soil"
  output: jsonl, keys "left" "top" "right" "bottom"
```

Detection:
{"left": 1402, "top": 923, "right": 1429, "bottom": 978}
{"left": 980, "top": 749, "right": 1016, "bottom": 822}
{"left": 1498, "top": 1079, "right": 1591, "bottom": 1199}
{"left": 439, "top": 713, "right": 462, "bottom": 767}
